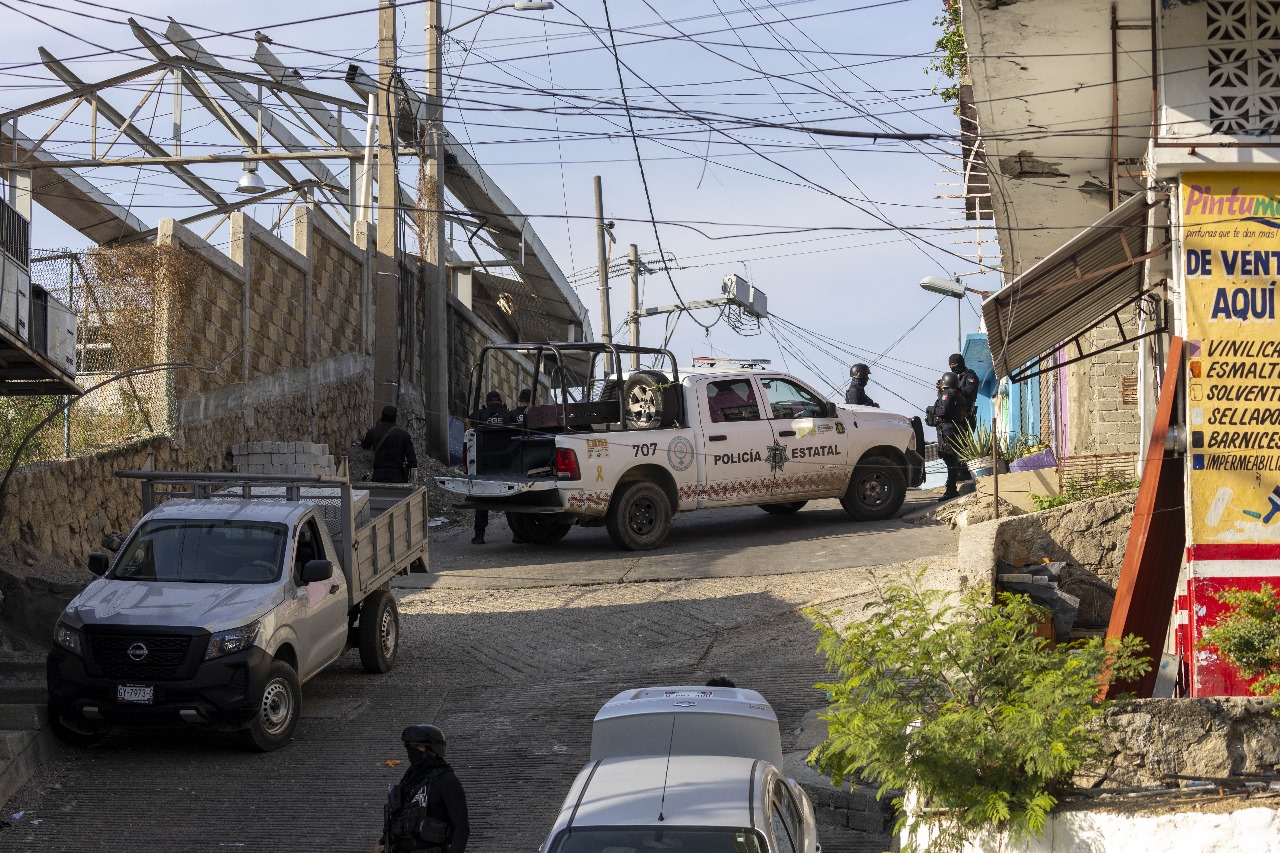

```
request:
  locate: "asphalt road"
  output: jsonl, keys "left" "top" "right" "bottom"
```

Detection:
{"left": 1, "top": 492, "right": 956, "bottom": 853}
{"left": 410, "top": 493, "right": 953, "bottom": 588}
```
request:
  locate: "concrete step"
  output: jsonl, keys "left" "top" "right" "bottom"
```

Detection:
{"left": 0, "top": 728, "right": 35, "bottom": 760}
{"left": 0, "top": 702, "right": 47, "bottom": 731}
{"left": 0, "top": 726, "right": 54, "bottom": 806}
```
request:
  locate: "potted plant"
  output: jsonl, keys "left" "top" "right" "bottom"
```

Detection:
{"left": 948, "top": 424, "right": 1015, "bottom": 477}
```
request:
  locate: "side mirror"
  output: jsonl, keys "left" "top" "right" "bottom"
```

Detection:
{"left": 826, "top": 401, "right": 839, "bottom": 418}
{"left": 87, "top": 551, "right": 111, "bottom": 577}
{"left": 300, "top": 559, "right": 333, "bottom": 584}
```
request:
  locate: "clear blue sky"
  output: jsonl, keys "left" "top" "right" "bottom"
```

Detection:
{"left": 1, "top": 0, "right": 1000, "bottom": 416}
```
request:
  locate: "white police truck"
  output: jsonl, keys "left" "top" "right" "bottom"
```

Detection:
{"left": 438, "top": 343, "right": 925, "bottom": 551}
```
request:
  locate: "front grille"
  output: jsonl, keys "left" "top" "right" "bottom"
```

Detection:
{"left": 88, "top": 634, "right": 193, "bottom": 681}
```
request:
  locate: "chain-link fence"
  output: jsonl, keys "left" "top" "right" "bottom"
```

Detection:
{"left": 1, "top": 246, "right": 200, "bottom": 466}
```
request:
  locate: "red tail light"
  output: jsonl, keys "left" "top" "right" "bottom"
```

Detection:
{"left": 554, "top": 448, "right": 581, "bottom": 480}
{"left": 462, "top": 441, "right": 469, "bottom": 474}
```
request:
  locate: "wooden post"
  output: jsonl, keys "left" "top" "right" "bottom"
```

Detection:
{"left": 992, "top": 416, "right": 1000, "bottom": 520}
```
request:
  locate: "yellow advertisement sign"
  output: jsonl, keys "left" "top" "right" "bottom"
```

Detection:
{"left": 1183, "top": 172, "right": 1280, "bottom": 544}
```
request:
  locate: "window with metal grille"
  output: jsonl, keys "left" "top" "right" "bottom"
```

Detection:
{"left": 0, "top": 197, "right": 30, "bottom": 268}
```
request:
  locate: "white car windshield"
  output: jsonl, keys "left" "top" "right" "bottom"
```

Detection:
{"left": 550, "top": 827, "right": 765, "bottom": 853}
{"left": 110, "top": 521, "right": 288, "bottom": 584}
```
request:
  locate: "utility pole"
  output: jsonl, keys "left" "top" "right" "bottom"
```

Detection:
{"left": 422, "top": 0, "right": 450, "bottom": 461}
{"left": 594, "top": 175, "right": 613, "bottom": 372}
{"left": 628, "top": 243, "right": 640, "bottom": 370}
{"left": 374, "top": 0, "right": 399, "bottom": 418}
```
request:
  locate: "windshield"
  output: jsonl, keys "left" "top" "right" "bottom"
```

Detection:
{"left": 110, "top": 520, "right": 288, "bottom": 584}
{"left": 550, "top": 827, "right": 765, "bottom": 853}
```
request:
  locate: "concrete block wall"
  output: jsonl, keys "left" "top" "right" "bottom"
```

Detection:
{"left": 448, "top": 297, "right": 541, "bottom": 415}
{"left": 1066, "top": 316, "right": 1142, "bottom": 456}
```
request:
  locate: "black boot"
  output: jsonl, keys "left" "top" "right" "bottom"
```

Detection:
{"left": 471, "top": 533, "right": 485, "bottom": 545}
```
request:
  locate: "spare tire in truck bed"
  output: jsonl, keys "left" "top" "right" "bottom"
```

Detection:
{"left": 621, "top": 370, "right": 679, "bottom": 430}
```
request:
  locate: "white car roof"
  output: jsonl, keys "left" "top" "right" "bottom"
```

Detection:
{"left": 567, "top": 755, "right": 761, "bottom": 829}
{"left": 591, "top": 686, "right": 783, "bottom": 768}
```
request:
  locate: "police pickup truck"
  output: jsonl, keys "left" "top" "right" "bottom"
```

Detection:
{"left": 438, "top": 343, "right": 925, "bottom": 551}
{"left": 47, "top": 470, "right": 428, "bottom": 751}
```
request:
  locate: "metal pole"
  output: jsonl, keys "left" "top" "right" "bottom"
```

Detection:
{"left": 594, "top": 175, "right": 613, "bottom": 372}
{"left": 373, "top": 0, "right": 400, "bottom": 418}
{"left": 992, "top": 415, "right": 1000, "bottom": 520}
{"left": 629, "top": 243, "right": 640, "bottom": 370}
{"left": 424, "top": 0, "right": 451, "bottom": 460}
{"left": 957, "top": 295, "right": 962, "bottom": 352}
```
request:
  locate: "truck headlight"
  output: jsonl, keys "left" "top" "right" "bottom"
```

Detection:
{"left": 54, "top": 621, "right": 82, "bottom": 656}
{"left": 205, "top": 621, "right": 261, "bottom": 660}
{"left": 907, "top": 430, "right": 917, "bottom": 451}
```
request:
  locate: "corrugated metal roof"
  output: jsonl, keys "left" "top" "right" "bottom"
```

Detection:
{"left": 982, "top": 192, "right": 1169, "bottom": 379}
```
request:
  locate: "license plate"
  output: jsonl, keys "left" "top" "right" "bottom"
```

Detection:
{"left": 117, "top": 684, "right": 154, "bottom": 704}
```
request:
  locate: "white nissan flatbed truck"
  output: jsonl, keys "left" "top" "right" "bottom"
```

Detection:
{"left": 47, "top": 471, "right": 428, "bottom": 751}
{"left": 438, "top": 342, "right": 926, "bottom": 550}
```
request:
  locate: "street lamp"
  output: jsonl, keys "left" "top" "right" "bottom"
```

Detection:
{"left": 920, "top": 274, "right": 986, "bottom": 353}
{"left": 443, "top": 1, "right": 555, "bottom": 34}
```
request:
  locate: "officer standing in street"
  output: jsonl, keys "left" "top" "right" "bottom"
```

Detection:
{"left": 360, "top": 406, "right": 419, "bottom": 484}
{"left": 927, "top": 372, "right": 968, "bottom": 501}
{"left": 375, "top": 724, "right": 469, "bottom": 853}
{"left": 948, "top": 353, "right": 980, "bottom": 428}
{"left": 845, "top": 364, "right": 879, "bottom": 407}
{"left": 467, "top": 391, "right": 509, "bottom": 545}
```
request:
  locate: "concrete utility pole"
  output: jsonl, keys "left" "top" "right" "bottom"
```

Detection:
{"left": 374, "top": 0, "right": 399, "bottom": 417}
{"left": 594, "top": 175, "right": 613, "bottom": 372}
{"left": 423, "top": 0, "right": 450, "bottom": 460}
{"left": 628, "top": 243, "right": 640, "bottom": 370}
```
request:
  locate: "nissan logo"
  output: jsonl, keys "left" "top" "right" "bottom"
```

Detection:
{"left": 127, "top": 642, "right": 149, "bottom": 661}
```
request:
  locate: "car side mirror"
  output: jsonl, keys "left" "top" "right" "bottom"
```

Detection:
{"left": 300, "top": 559, "right": 333, "bottom": 583}
{"left": 87, "top": 551, "right": 111, "bottom": 577}
{"left": 826, "top": 401, "right": 839, "bottom": 418}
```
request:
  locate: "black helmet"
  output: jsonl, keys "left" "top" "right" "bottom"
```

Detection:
{"left": 402, "top": 724, "right": 447, "bottom": 757}
{"left": 849, "top": 363, "right": 869, "bottom": 380}
{"left": 948, "top": 353, "right": 966, "bottom": 370}
{"left": 940, "top": 371, "right": 959, "bottom": 389}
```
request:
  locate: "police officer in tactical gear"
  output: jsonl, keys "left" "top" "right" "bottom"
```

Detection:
{"left": 926, "top": 372, "right": 968, "bottom": 500}
{"left": 375, "top": 724, "right": 469, "bottom": 853}
{"left": 948, "top": 353, "right": 980, "bottom": 426}
{"left": 845, "top": 364, "right": 879, "bottom": 407}
{"left": 361, "top": 406, "right": 419, "bottom": 484}
{"left": 507, "top": 388, "right": 533, "bottom": 428}
{"left": 467, "top": 391, "right": 510, "bottom": 545}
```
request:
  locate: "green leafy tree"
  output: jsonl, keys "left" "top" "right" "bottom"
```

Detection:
{"left": 808, "top": 578, "right": 1149, "bottom": 853}
{"left": 1198, "top": 583, "right": 1280, "bottom": 698}
{"left": 929, "top": 0, "right": 967, "bottom": 104}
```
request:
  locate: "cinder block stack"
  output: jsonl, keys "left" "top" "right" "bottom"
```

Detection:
{"left": 230, "top": 441, "right": 337, "bottom": 476}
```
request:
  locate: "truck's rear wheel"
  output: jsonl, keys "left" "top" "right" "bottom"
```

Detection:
{"left": 358, "top": 590, "right": 399, "bottom": 674}
{"left": 606, "top": 481, "right": 672, "bottom": 550}
{"left": 758, "top": 501, "right": 807, "bottom": 515}
{"left": 241, "top": 660, "right": 300, "bottom": 752}
{"left": 508, "top": 512, "right": 572, "bottom": 544}
{"left": 840, "top": 454, "right": 906, "bottom": 521}
{"left": 622, "top": 371, "right": 679, "bottom": 430}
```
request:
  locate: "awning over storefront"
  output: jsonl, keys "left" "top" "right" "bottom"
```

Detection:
{"left": 982, "top": 192, "right": 1170, "bottom": 381}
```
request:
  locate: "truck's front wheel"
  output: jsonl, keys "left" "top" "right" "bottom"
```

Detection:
{"left": 241, "top": 661, "right": 300, "bottom": 752}
{"left": 841, "top": 454, "right": 906, "bottom": 521}
{"left": 606, "top": 481, "right": 672, "bottom": 550}
{"left": 508, "top": 512, "right": 573, "bottom": 544}
{"left": 358, "top": 590, "right": 399, "bottom": 674}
